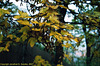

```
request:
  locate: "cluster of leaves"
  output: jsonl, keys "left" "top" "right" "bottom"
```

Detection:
{"left": 0, "top": 0, "right": 81, "bottom": 65}
{"left": 13, "top": 2, "right": 79, "bottom": 61}
{"left": 0, "top": 8, "right": 12, "bottom": 52}
{"left": 33, "top": 55, "right": 64, "bottom": 66}
{"left": 72, "top": 1, "right": 100, "bottom": 65}
{"left": 33, "top": 55, "right": 51, "bottom": 66}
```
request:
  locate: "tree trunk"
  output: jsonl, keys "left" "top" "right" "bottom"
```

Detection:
{"left": 82, "top": 21, "right": 91, "bottom": 66}
{"left": 55, "top": 2, "right": 67, "bottom": 65}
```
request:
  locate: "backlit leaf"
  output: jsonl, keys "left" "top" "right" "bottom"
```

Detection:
{"left": 31, "top": 21, "right": 38, "bottom": 24}
{"left": 62, "top": 43, "right": 72, "bottom": 48}
{"left": 45, "top": 23, "right": 51, "bottom": 26}
{"left": 51, "top": 25, "right": 59, "bottom": 29}
{"left": 32, "top": 28, "right": 41, "bottom": 31}
{"left": 59, "top": 5, "right": 68, "bottom": 9}
{"left": 18, "top": 10, "right": 28, "bottom": 16}
{"left": 14, "top": 10, "right": 31, "bottom": 18}
{"left": 64, "top": 54, "right": 71, "bottom": 61}
{"left": 65, "top": 24, "right": 74, "bottom": 30}
{"left": 40, "top": 7, "right": 49, "bottom": 13}
{"left": 55, "top": 0, "right": 61, "bottom": 2}
{"left": 61, "top": 30, "right": 73, "bottom": 38}
{"left": 49, "top": 16, "right": 60, "bottom": 23}
{"left": 0, "top": 8, "right": 10, "bottom": 17}
{"left": 50, "top": 31, "right": 55, "bottom": 36}
{"left": 73, "top": 38, "right": 79, "bottom": 42}
{"left": 38, "top": 23, "right": 44, "bottom": 26}
{"left": 49, "top": 5, "right": 58, "bottom": 9}
{"left": 17, "top": 20, "right": 30, "bottom": 26}
{"left": 63, "top": 36, "right": 69, "bottom": 41}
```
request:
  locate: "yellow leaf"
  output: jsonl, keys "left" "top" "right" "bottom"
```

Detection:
{"left": 40, "top": 7, "right": 49, "bottom": 13}
{"left": 41, "top": 0, "right": 47, "bottom": 3}
{"left": 57, "top": 64, "right": 63, "bottom": 66}
{"left": 38, "top": 36, "right": 42, "bottom": 41}
{"left": 14, "top": 15, "right": 31, "bottom": 19}
{"left": 50, "top": 31, "right": 54, "bottom": 36}
{"left": 0, "top": 8, "right": 10, "bottom": 17}
{"left": 14, "top": 10, "right": 31, "bottom": 19}
{"left": 62, "top": 43, "right": 72, "bottom": 48}
{"left": 17, "top": 20, "right": 30, "bottom": 26}
{"left": 73, "top": 38, "right": 79, "bottom": 42}
{"left": 55, "top": 24, "right": 60, "bottom": 27}
{"left": 59, "top": 5, "right": 68, "bottom": 9}
{"left": 51, "top": 25, "right": 59, "bottom": 29}
{"left": 61, "top": 30, "right": 73, "bottom": 38}
{"left": 7, "top": 35, "right": 16, "bottom": 39}
{"left": 62, "top": 45, "right": 69, "bottom": 48}
{"left": 28, "top": 38, "right": 37, "bottom": 47}
{"left": 65, "top": 24, "right": 74, "bottom": 30}
{"left": 15, "top": 37, "right": 20, "bottom": 42}
{"left": 54, "top": 35, "right": 63, "bottom": 43}
{"left": 55, "top": 0, "right": 61, "bottom": 2}
{"left": 49, "top": 16, "right": 60, "bottom": 23}
{"left": 32, "top": 28, "right": 41, "bottom": 31}
{"left": 4, "top": 41, "right": 12, "bottom": 52}
{"left": 60, "top": 25, "right": 66, "bottom": 28}
{"left": 18, "top": 10, "right": 28, "bottom": 16}
{"left": 49, "top": 5, "right": 58, "bottom": 9}
{"left": 14, "top": 16, "right": 22, "bottom": 19}
{"left": 64, "top": 54, "right": 71, "bottom": 61}
{"left": 38, "top": 23, "right": 44, "bottom": 26}
{"left": 45, "top": 23, "right": 51, "bottom": 26}
{"left": 31, "top": 21, "right": 38, "bottom": 24}
{"left": 63, "top": 36, "right": 69, "bottom": 41}
{"left": 5, "top": 48, "right": 9, "bottom": 52}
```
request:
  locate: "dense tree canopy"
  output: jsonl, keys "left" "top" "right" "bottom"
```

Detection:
{"left": 0, "top": 0, "right": 100, "bottom": 66}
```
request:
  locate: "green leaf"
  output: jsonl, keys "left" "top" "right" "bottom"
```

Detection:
{"left": 40, "top": 7, "right": 49, "bottom": 13}
{"left": 0, "top": 47, "right": 4, "bottom": 52}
